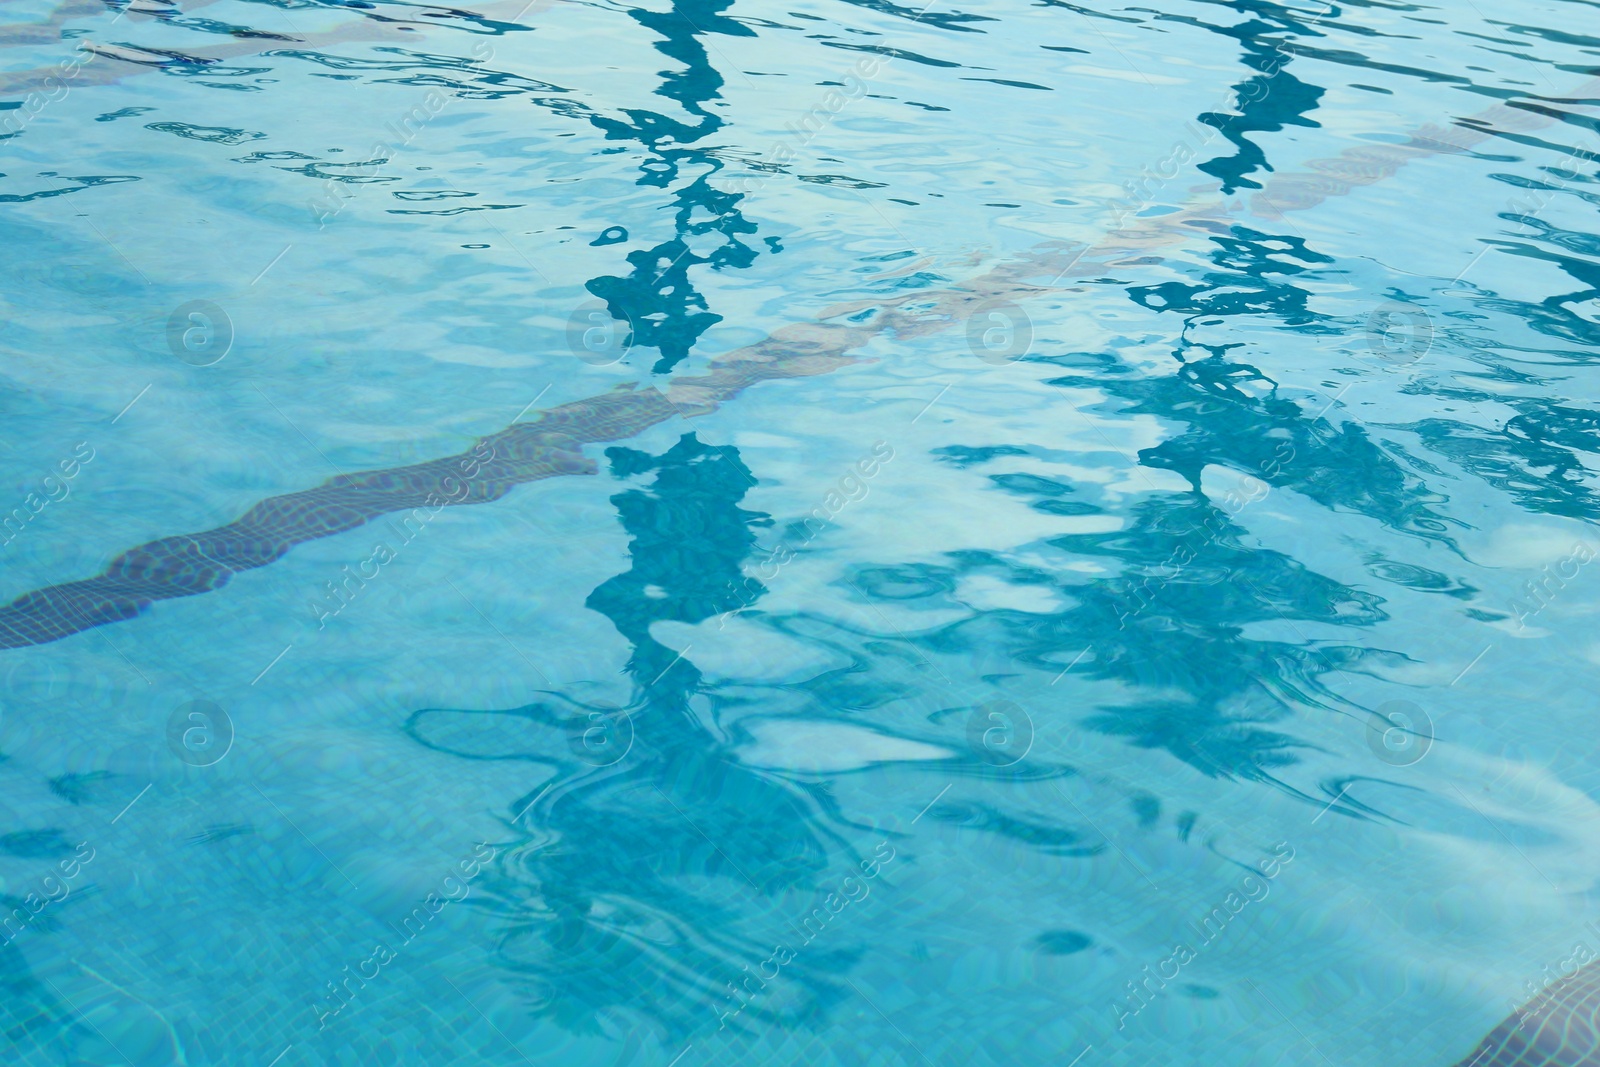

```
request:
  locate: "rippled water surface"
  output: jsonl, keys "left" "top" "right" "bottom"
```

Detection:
{"left": 2, "top": 0, "right": 1600, "bottom": 1064}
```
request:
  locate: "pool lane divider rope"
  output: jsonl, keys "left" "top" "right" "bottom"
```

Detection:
{"left": 1, "top": 68, "right": 1593, "bottom": 651}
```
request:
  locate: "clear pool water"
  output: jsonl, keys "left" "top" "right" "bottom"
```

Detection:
{"left": 2, "top": 0, "right": 1599, "bottom": 1064}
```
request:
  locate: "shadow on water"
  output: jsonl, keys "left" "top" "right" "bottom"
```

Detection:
{"left": 1196, "top": 20, "right": 1324, "bottom": 195}
{"left": 583, "top": 0, "right": 770, "bottom": 374}
{"left": 408, "top": 435, "right": 876, "bottom": 1044}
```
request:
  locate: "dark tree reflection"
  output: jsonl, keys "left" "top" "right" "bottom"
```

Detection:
{"left": 407, "top": 436, "right": 866, "bottom": 1042}
{"left": 584, "top": 1, "right": 767, "bottom": 373}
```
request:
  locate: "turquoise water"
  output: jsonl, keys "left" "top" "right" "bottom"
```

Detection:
{"left": 2, "top": 0, "right": 1600, "bottom": 1064}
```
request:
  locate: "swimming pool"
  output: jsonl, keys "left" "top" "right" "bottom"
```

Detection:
{"left": 1, "top": 0, "right": 1599, "bottom": 1064}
